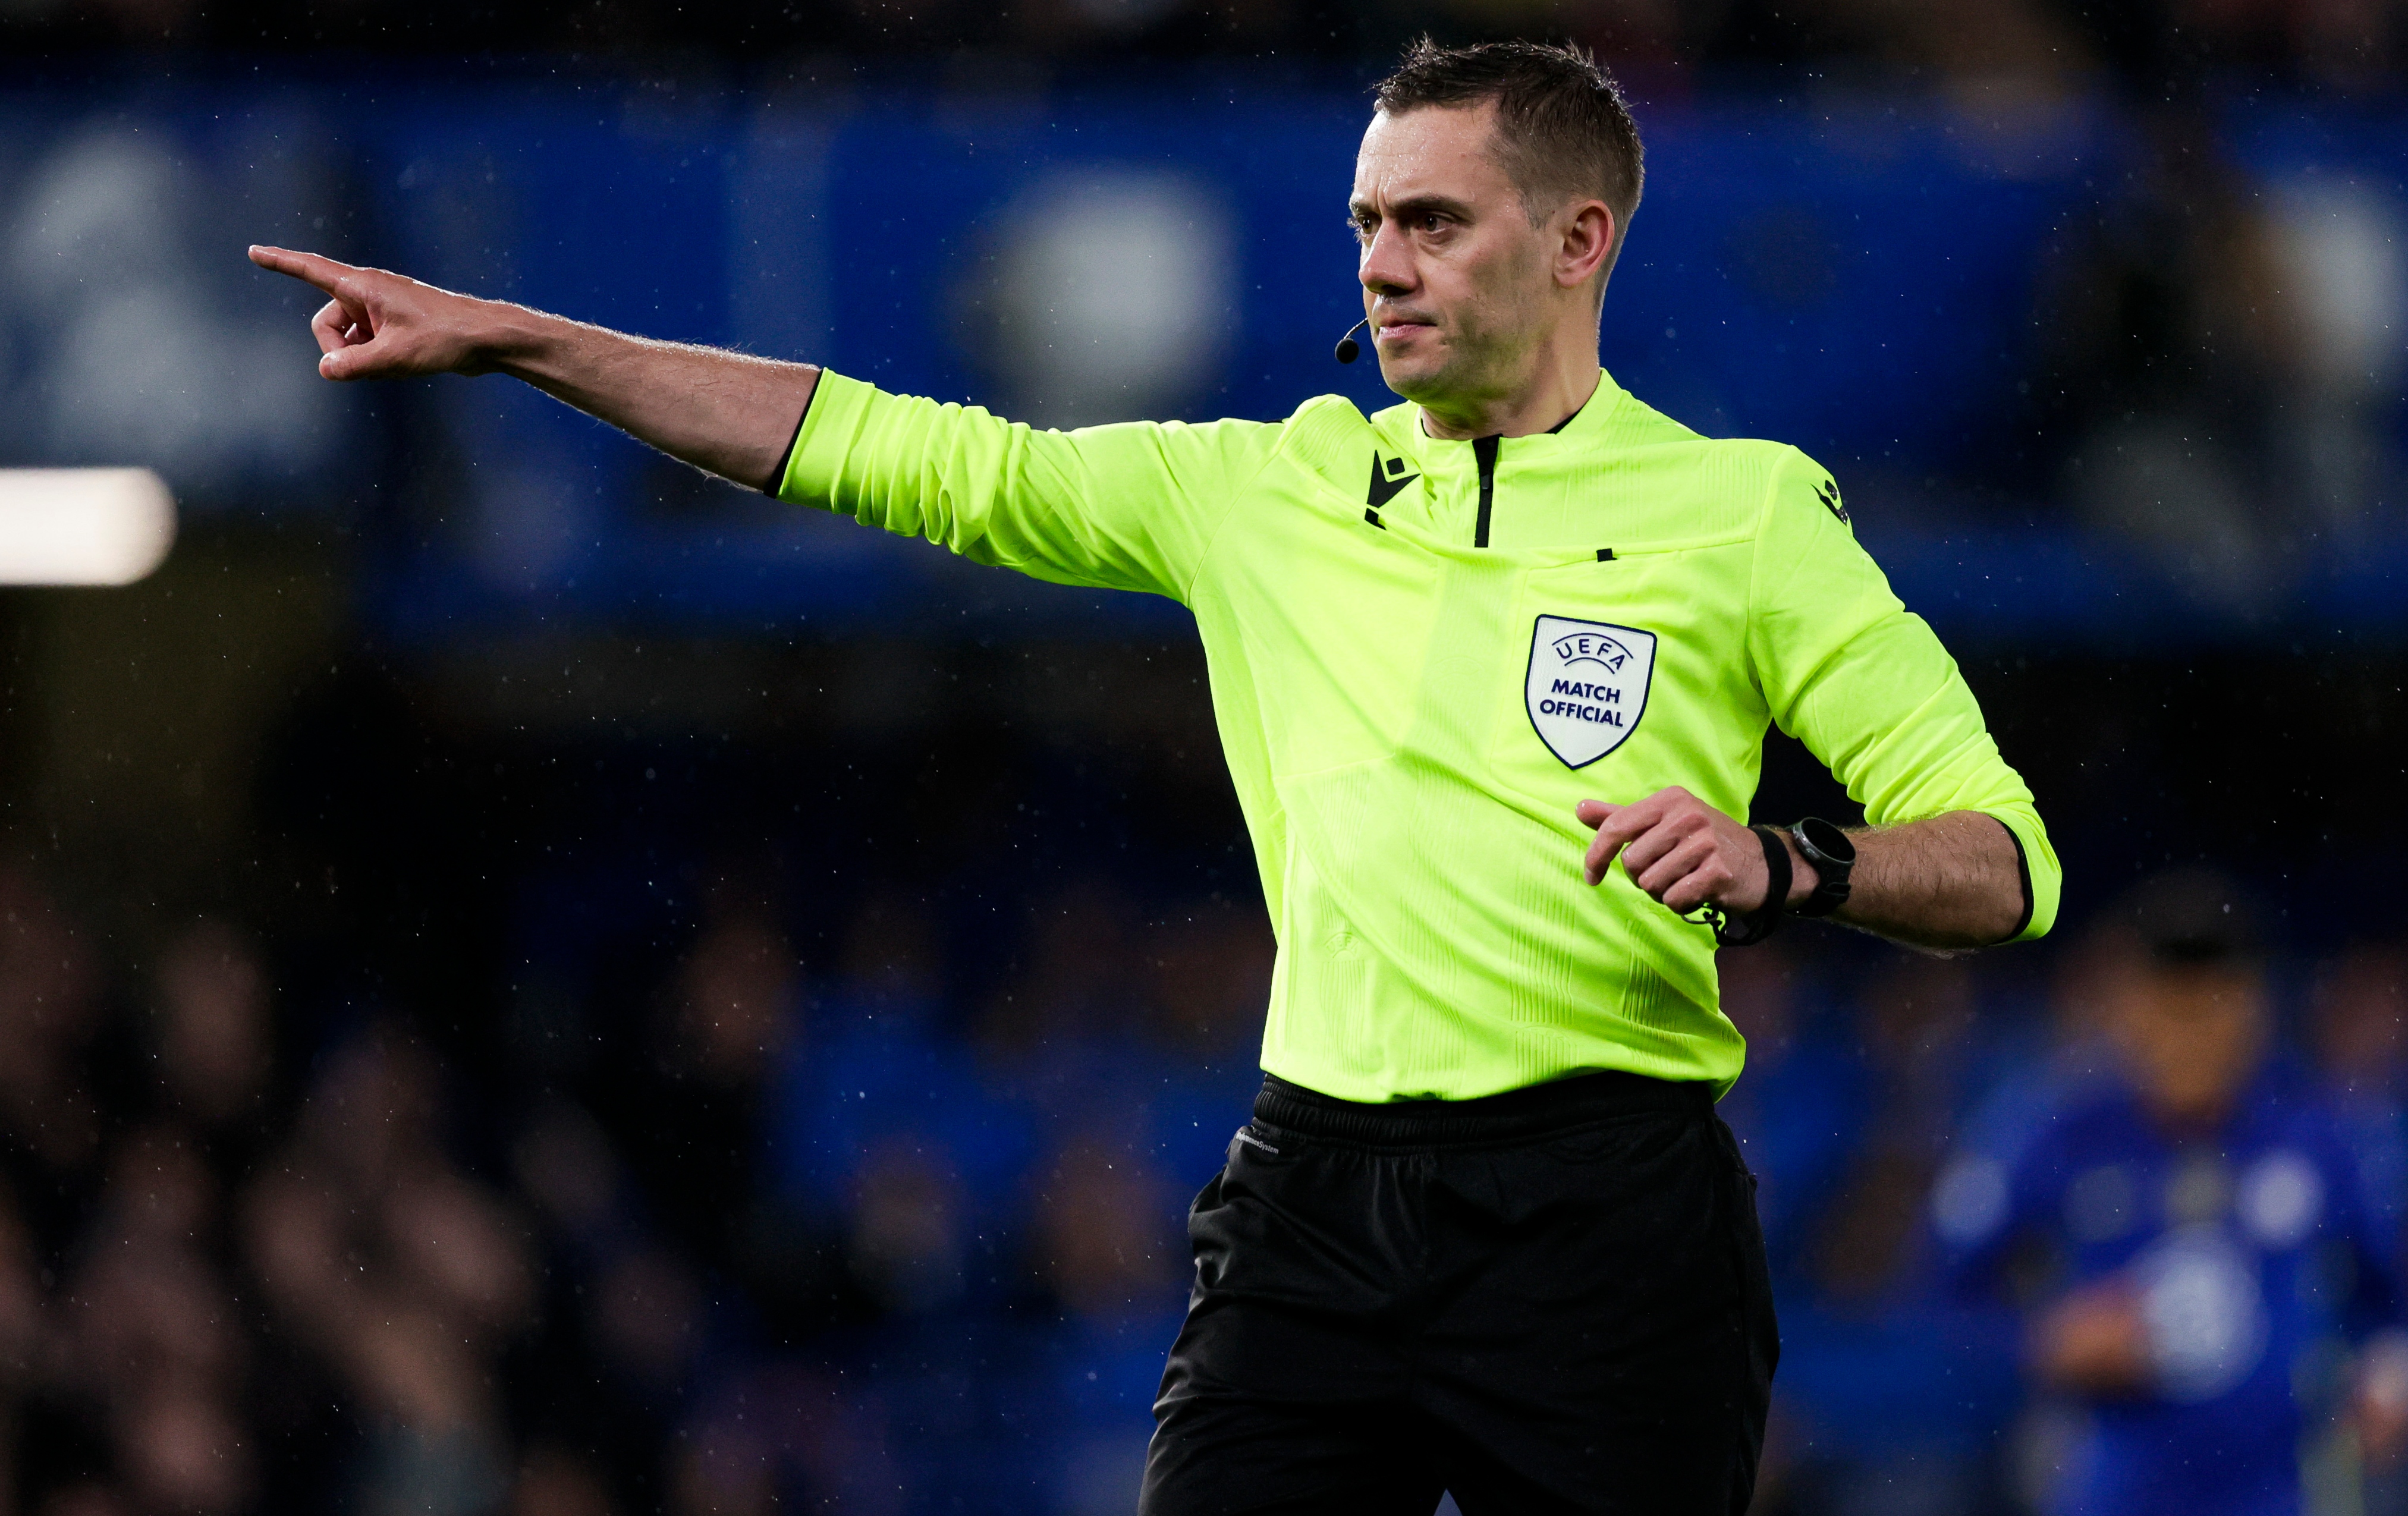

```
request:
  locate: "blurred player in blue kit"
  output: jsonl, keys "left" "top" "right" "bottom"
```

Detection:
{"left": 1938, "top": 870, "right": 2408, "bottom": 1516}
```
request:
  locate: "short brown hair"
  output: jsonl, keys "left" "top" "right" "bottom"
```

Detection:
{"left": 1373, "top": 37, "right": 1645, "bottom": 265}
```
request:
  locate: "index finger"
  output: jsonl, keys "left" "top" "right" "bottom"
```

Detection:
{"left": 1580, "top": 795, "right": 1661, "bottom": 885}
{"left": 247, "top": 245, "right": 361, "bottom": 297}
{"left": 1590, "top": 790, "right": 1671, "bottom": 850}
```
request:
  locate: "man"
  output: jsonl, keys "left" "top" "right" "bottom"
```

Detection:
{"left": 252, "top": 39, "right": 2057, "bottom": 1514}
{"left": 1936, "top": 870, "right": 2406, "bottom": 1516}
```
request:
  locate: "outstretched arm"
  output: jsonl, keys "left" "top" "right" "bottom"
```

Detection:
{"left": 1577, "top": 791, "right": 2024, "bottom": 952}
{"left": 247, "top": 246, "right": 819, "bottom": 491}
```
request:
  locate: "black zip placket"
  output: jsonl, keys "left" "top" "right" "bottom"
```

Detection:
{"left": 1464, "top": 401, "right": 1579, "bottom": 547}
{"left": 1472, "top": 434, "right": 1500, "bottom": 549}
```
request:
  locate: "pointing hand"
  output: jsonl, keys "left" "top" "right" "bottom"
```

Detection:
{"left": 247, "top": 246, "right": 499, "bottom": 381}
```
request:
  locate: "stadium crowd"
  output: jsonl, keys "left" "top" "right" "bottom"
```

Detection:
{"left": 0, "top": 849, "right": 1269, "bottom": 1516}
{"left": 0, "top": 745, "right": 2399, "bottom": 1516}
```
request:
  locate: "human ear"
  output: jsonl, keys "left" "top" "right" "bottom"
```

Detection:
{"left": 1555, "top": 201, "right": 1616, "bottom": 291}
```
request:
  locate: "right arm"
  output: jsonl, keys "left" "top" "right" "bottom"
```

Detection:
{"left": 248, "top": 246, "right": 818, "bottom": 492}
{"left": 249, "top": 246, "right": 1268, "bottom": 599}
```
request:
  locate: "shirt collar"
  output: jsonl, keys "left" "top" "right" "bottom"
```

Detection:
{"left": 1552, "top": 367, "right": 1624, "bottom": 439}
{"left": 1411, "top": 367, "right": 1623, "bottom": 445}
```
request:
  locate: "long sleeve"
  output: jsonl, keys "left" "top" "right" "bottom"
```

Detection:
{"left": 775, "top": 371, "right": 1280, "bottom": 605}
{"left": 1744, "top": 448, "right": 2061, "bottom": 942}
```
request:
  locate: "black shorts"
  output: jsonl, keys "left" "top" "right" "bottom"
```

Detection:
{"left": 1141, "top": 1071, "right": 1778, "bottom": 1516}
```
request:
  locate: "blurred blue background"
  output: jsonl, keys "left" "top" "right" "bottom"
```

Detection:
{"left": 0, "top": 3, "right": 2404, "bottom": 1514}
{"left": 6, "top": 73, "right": 2406, "bottom": 640}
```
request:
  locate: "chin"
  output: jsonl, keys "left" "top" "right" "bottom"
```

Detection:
{"left": 1376, "top": 354, "right": 1453, "bottom": 403}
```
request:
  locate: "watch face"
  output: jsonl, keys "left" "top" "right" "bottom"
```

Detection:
{"left": 1799, "top": 816, "right": 1856, "bottom": 865}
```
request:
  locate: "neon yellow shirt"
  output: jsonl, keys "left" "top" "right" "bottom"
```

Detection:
{"left": 780, "top": 367, "right": 2059, "bottom": 1101}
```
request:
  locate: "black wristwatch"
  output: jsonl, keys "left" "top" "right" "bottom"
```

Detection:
{"left": 1787, "top": 817, "right": 1856, "bottom": 918}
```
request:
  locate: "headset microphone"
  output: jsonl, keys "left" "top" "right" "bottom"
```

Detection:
{"left": 1334, "top": 317, "right": 1371, "bottom": 364}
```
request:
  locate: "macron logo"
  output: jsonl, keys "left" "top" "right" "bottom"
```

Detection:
{"left": 1366, "top": 453, "right": 1419, "bottom": 510}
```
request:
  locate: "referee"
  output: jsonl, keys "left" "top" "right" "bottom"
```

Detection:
{"left": 252, "top": 38, "right": 2057, "bottom": 1516}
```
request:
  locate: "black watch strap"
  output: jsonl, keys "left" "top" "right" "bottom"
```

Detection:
{"left": 1788, "top": 816, "right": 1856, "bottom": 919}
{"left": 1712, "top": 826, "right": 1790, "bottom": 947}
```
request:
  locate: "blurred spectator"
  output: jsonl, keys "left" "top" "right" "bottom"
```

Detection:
{"left": 1953, "top": 931, "right": 2124, "bottom": 1168}
{"left": 37, "top": 1483, "right": 128, "bottom": 1516}
{"left": 2028, "top": 103, "right": 2408, "bottom": 608}
{"left": 150, "top": 921, "right": 276, "bottom": 1156}
{"left": 508, "top": 1094, "right": 710, "bottom": 1513}
{"left": 2308, "top": 943, "right": 2408, "bottom": 1231}
{"left": 671, "top": 907, "right": 796, "bottom": 1094}
{"left": 2310, "top": 942, "right": 2408, "bottom": 1105}
{"left": 1029, "top": 1138, "right": 1186, "bottom": 1516}
{"left": 244, "top": 1025, "right": 535, "bottom": 1516}
{"left": 1941, "top": 870, "right": 2405, "bottom": 1516}
{"left": 2307, "top": 941, "right": 2408, "bottom": 1511}
{"left": 1766, "top": 957, "right": 2025, "bottom": 1516}
{"left": 847, "top": 1140, "right": 974, "bottom": 1314}
{"left": 2029, "top": 112, "right": 2306, "bottom": 609}
{"left": 613, "top": 891, "right": 806, "bottom": 1300}
{"left": 1033, "top": 1139, "right": 1180, "bottom": 1325}
{"left": 1813, "top": 959, "right": 1979, "bottom": 1304}
{"left": 669, "top": 1362, "right": 899, "bottom": 1516}
{"left": 0, "top": 1181, "right": 46, "bottom": 1509}
{"left": 56, "top": 1126, "right": 253, "bottom": 1515}
{"left": 1715, "top": 942, "right": 1862, "bottom": 1279}
{"left": 509, "top": 1444, "right": 618, "bottom": 1516}
{"left": 0, "top": 866, "right": 113, "bottom": 1241}
{"left": 1134, "top": 905, "right": 1274, "bottom": 1190}
{"left": 768, "top": 889, "right": 1034, "bottom": 1319}
{"left": 979, "top": 878, "right": 1142, "bottom": 1093}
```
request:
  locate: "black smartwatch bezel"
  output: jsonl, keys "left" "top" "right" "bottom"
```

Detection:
{"left": 1787, "top": 817, "right": 1856, "bottom": 918}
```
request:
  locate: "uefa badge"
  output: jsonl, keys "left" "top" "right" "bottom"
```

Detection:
{"left": 1524, "top": 615, "right": 1656, "bottom": 769}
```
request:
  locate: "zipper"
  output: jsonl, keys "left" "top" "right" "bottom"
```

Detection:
{"left": 1473, "top": 434, "right": 1500, "bottom": 548}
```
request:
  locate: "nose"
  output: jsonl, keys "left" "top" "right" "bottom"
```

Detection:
{"left": 1359, "top": 219, "right": 1413, "bottom": 299}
